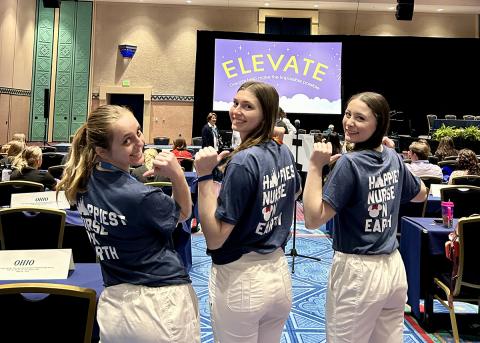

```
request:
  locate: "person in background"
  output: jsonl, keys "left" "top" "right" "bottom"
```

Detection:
{"left": 201, "top": 112, "right": 220, "bottom": 150}
{"left": 231, "top": 130, "right": 241, "bottom": 149}
{"left": 434, "top": 136, "right": 458, "bottom": 161}
{"left": 0, "top": 140, "right": 25, "bottom": 166}
{"left": 277, "top": 107, "right": 296, "bottom": 134}
{"left": 195, "top": 81, "right": 301, "bottom": 343}
{"left": 406, "top": 140, "right": 443, "bottom": 178}
{"left": 131, "top": 148, "right": 170, "bottom": 183}
{"left": 12, "top": 133, "right": 26, "bottom": 143}
{"left": 448, "top": 148, "right": 480, "bottom": 184}
{"left": 10, "top": 146, "right": 56, "bottom": 190}
{"left": 325, "top": 124, "right": 335, "bottom": 135}
{"left": 172, "top": 137, "right": 193, "bottom": 160}
{"left": 56, "top": 105, "right": 199, "bottom": 343}
{"left": 303, "top": 91, "right": 427, "bottom": 343}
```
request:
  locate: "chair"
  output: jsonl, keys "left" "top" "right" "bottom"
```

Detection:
{"left": 440, "top": 186, "right": 480, "bottom": 218}
{"left": 40, "top": 146, "right": 57, "bottom": 153}
{"left": 450, "top": 175, "right": 480, "bottom": 187}
{"left": 48, "top": 165, "right": 65, "bottom": 180}
{"left": 309, "top": 129, "right": 321, "bottom": 135}
{"left": 0, "top": 207, "right": 66, "bottom": 249}
{"left": 0, "top": 180, "right": 45, "bottom": 207}
{"left": 192, "top": 137, "right": 203, "bottom": 146}
{"left": 297, "top": 129, "right": 307, "bottom": 134}
{"left": 445, "top": 114, "right": 457, "bottom": 120}
{"left": 420, "top": 175, "right": 443, "bottom": 189}
{"left": 153, "top": 136, "right": 170, "bottom": 145}
{"left": 463, "top": 115, "right": 475, "bottom": 120}
{"left": 403, "top": 159, "right": 412, "bottom": 164}
{"left": 443, "top": 155, "right": 458, "bottom": 161}
{"left": 426, "top": 114, "right": 437, "bottom": 136}
{"left": 475, "top": 116, "right": 480, "bottom": 120}
{"left": 179, "top": 158, "right": 194, "bottom": 172}
{"left": 0, "top": 282, "right": 96, "bottom": 343}
{"left": 430, "top": 216, "right": 480, "bottom": 342}
{"left": 40, "top": 152, "right": 66, "bottom": 170}
{"left": 144, "top": 181, "right": 173, "bottom": 196}
{"left": 427, "top": 155, "right": 439, "bottom": 165}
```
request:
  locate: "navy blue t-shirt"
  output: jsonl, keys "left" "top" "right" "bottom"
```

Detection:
{"left": 209, "top": 140, "right": 301, "bottom": 265}
{"left": 77, "top": 168, "right": 191, "bottom": 287}
{"left": 323, "top": 147, "right": 420, "bottom": 255}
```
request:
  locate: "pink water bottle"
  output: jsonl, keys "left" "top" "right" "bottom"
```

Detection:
{"left": 441, "top": 201, "right": 454, "bottom": 228}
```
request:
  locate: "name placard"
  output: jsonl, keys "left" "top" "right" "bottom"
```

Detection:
{"left": 0, "top": 249, "right": 74, "bottom": 280}
{"left": 10, "top": 191, "right": 70, "bottom": 209}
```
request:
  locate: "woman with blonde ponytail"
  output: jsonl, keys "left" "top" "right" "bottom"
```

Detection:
{"left": 11, "top": 145, "right": 56, "bottom": 190}
{"left": 57, "top": 105, "right": 199, "bottom": 343}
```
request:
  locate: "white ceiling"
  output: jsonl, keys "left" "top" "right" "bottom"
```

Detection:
{"left": 95, "top": 0, "right": 480, "bottom": 14}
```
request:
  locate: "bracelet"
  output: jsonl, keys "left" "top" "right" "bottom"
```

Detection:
{"left": 197, "top": 174, "right": 214, "bottom": 182}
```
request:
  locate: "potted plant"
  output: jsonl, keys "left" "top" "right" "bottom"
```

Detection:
{"left": 432, "top": 124, "right": 480, "bottom": 153}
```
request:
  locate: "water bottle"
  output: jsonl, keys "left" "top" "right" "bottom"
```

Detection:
{"left": 1, "top": 167, "right": 12, "bottom": 181}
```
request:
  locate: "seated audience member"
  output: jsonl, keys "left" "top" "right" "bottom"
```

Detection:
{"left": 132, "top": 148, "right": 170, "bottom": 183}
{"left": 10, "top": 146, "right": 56, "bottom": 190}
{"left": 325, "top": 124, "right": 335, "bottom": 135}
{"left": 406, "top": 141, "right": 443, "bottom": 178}
{"left": 12, "top": 133, "right": 26, "bottom": 143}
{"left": 448, "top": 148, "right": 480, "bottom": 184}
{"left": 172, "top": 137, "right": 193, "bottom": 160}
{"left": 434, "top": 136, "right": 458, "bottom": 161}
{"left": 0, "top": 140, "right": 25, "bottom": 166}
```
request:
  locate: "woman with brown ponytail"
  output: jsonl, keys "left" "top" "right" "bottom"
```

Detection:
{"left": 56, "top": 105, "right": 199, "bottom": 343}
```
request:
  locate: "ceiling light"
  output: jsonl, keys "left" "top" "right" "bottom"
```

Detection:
{"left": 437, "top": 8, "right": 444, "bottom": 12}
{"left": 264, "top": 2, "right": 270, "bottom": 6}
{"left": 186, "top": 0, "right": 192, "bottom": 3}
{"left": 314, "top": 4, "right": 319, "bottom": 8}
{"left": 388, "top": 6, "right": 395, "bottom": 10}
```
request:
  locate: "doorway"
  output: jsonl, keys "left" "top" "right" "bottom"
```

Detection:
{"left": 108, "top": 94, "right": 144, "bottom": 129}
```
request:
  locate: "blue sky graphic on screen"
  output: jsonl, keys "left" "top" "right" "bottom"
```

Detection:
{"left": 213, "top": 39, "right": 342, "bottom": 114}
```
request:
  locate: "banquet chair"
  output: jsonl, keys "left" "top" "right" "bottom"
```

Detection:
{"left": 463, "top": 115, "right": 475, "bottom": 120}
{"left": 443, "top": 155, "right": 459, "bottom": 161}
{"left": 0, "top": 180, "right": 44, "bottom": 207}
{"left": 430, "top": 216, "right": 480, "bottom": 343}
{"left": 179, "top": 158, "right": 194, "bottom": 172}
{"left": 427, "top": 155, "right": 439, "bottom": 165}
{"left": 397, "top": 188, "right": 429, "bottom": 237}
{"left": 440, "top": 186, "right": 480, "bottom": 218}
{"left": 39, "top": 146, "right": 57, "bottom": 153}
{"left": 426, "top": 114, "right": 437, "bottom": 136}
{"left": 445, "top": 114, "right": 457, "bottom": 120}
{"left": 153, "top": 136, "right": 170, "bottom": 145}
{"left": 0, "top": 207, "right": 66, "bottom": 250}
{"left": 0, "top": 283, "right": 96, "bottom": 343}
{"left": 450, "top": 175, "right": 480, "bottom": 187}
{"left": 40, "top": 152, "right": 65, "bottom": 170}
{"left": 475, "top": 116, "right": 480, "bottom": 120}
{"left": 419, "top": 175, "right": 443, "bottom": 189}
{"left": 144, "top": 181, "right": 173, "bottom": 196}
{"left": 48, "top": 165, "right": 65, "bottom": 180}
{"left": 192, "top": 136, "right": 203, "bottom": 146}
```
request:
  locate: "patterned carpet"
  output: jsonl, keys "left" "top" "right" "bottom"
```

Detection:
{"left": 189, "top": 217, "right": 461, "bottom": 343}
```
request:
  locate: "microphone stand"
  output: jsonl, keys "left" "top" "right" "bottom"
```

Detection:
{"left": 286, "top": 122, "right": 321, "bottom": 274}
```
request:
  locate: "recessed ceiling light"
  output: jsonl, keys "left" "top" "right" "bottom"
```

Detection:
{"left": 437, "top": 8, "right": 444, "bottom": 12}
{"left": 186, "top": 0, "right": 192, "bottom": 3}
{"left": 264, "top": 2, "right": 270, "bottom": 6}
{"left": 314, "top": 4, "right": 319, "bottom": 8}
{"left": 388, "top": 6, "right": 395, "bottom": 10}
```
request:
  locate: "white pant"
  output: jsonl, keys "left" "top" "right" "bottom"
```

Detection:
{"left": 326, "top": 249, "right": 407, "bottom": 343}
{"left": 97, "top": 283, "right": 200, "bottom": 343}
{"left": 209, "top": 248, "right": 292, "bottom": 343}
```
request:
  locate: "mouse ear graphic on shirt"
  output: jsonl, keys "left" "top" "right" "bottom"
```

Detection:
{"left": 368, "top": 203, "right": 382, "bottom": 218}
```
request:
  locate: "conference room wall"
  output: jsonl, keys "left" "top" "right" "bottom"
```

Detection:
{"left": 0, "top": 0, "right": 35, "bottom": 144}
